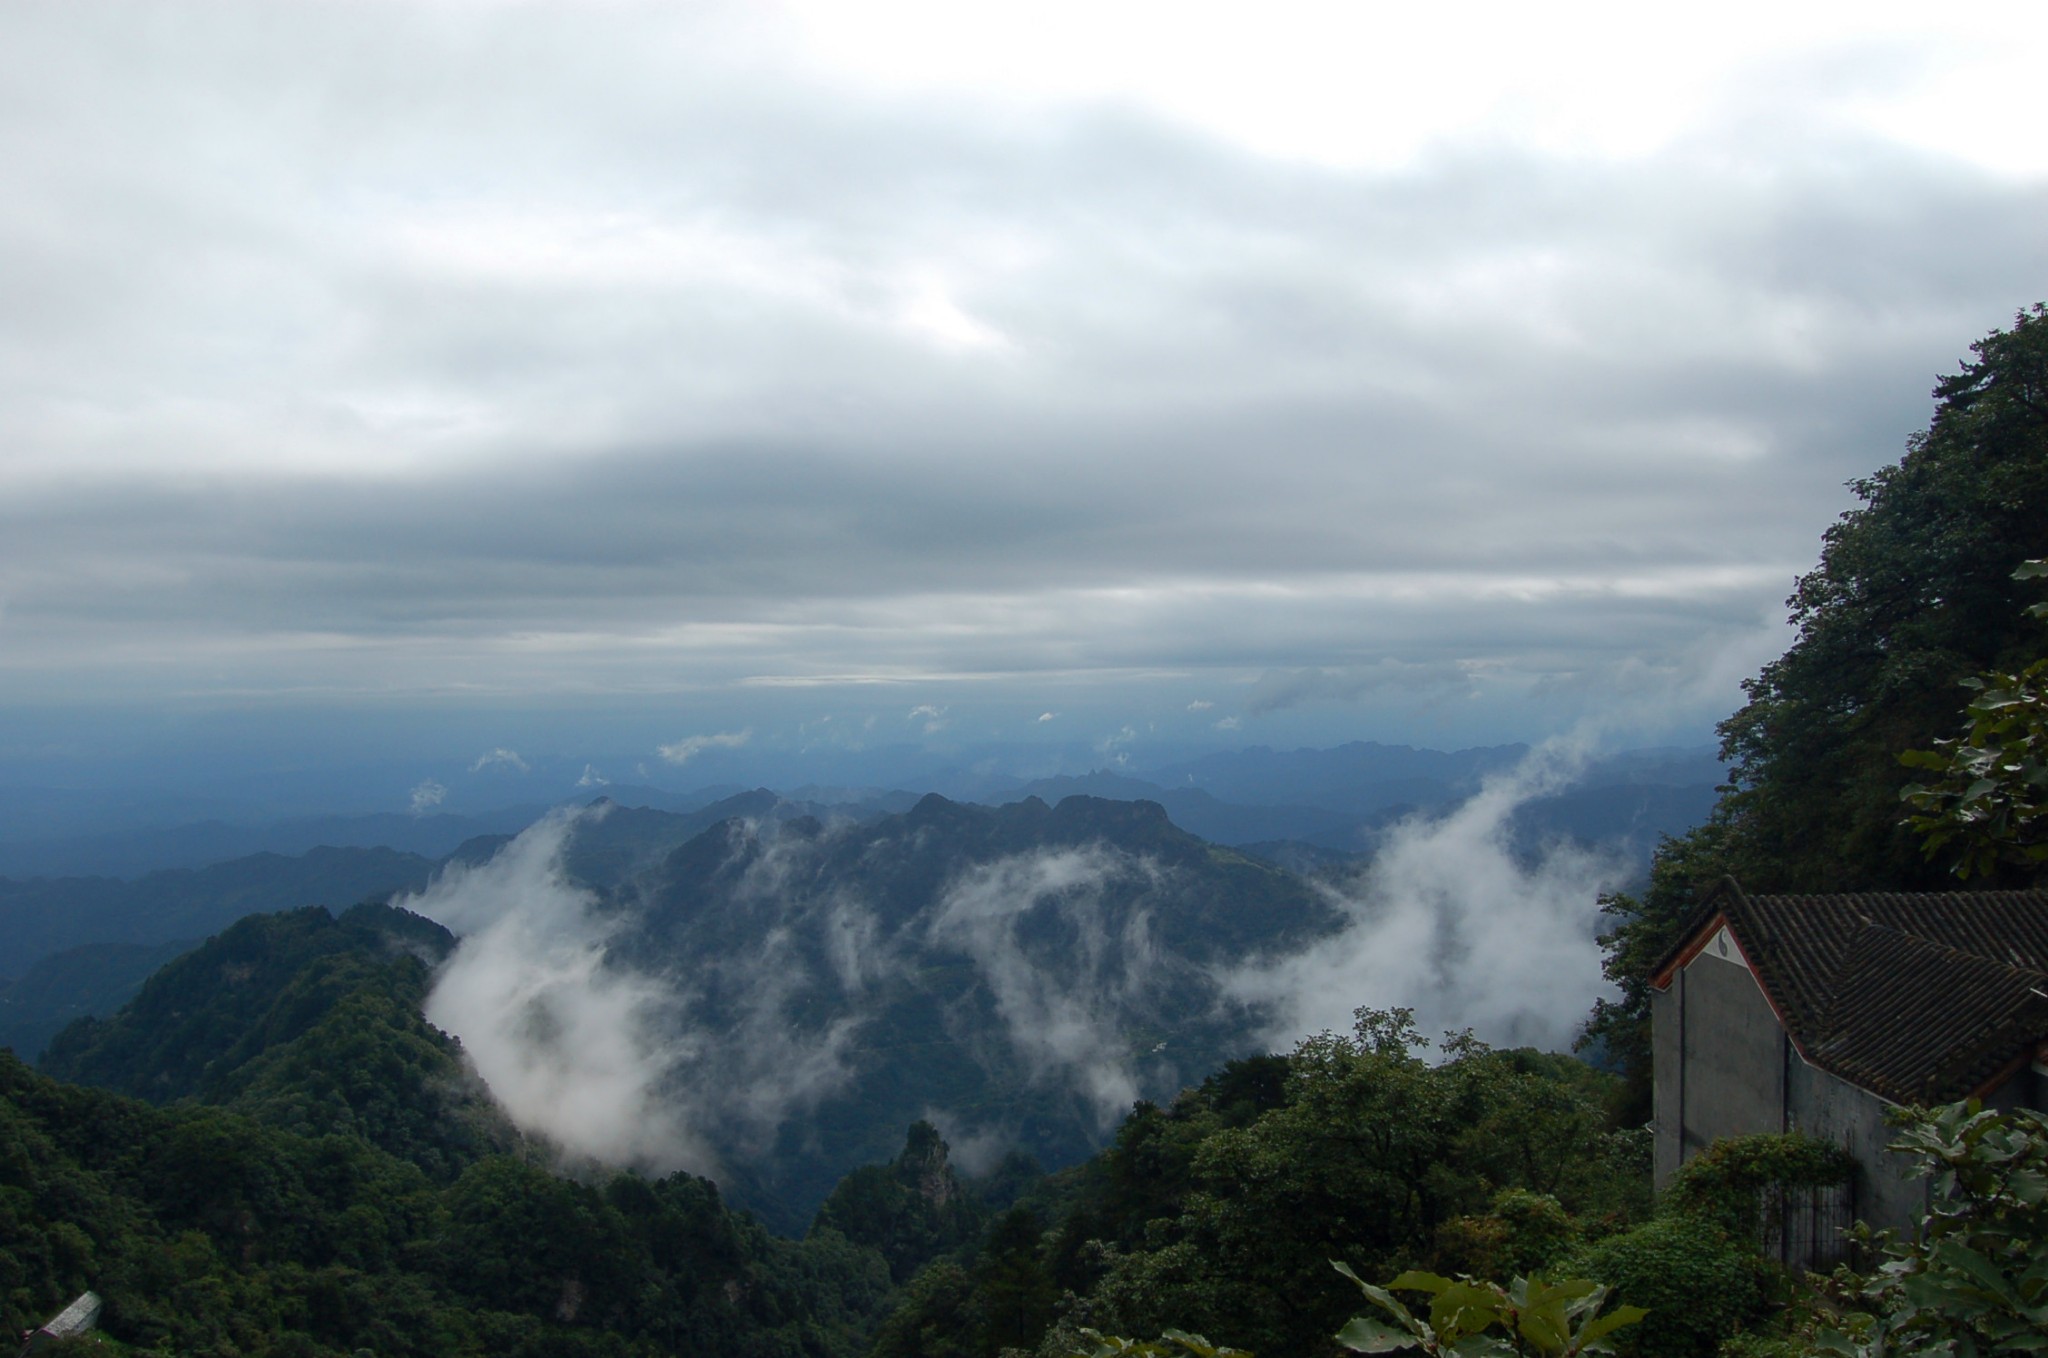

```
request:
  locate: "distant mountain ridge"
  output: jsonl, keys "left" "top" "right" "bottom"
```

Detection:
{"left": 0, "top": 844, "right": 444, "bottom": 973}
{"left": 0, "top": 789, "right": 934, "bottom": 1058}
{"left": 1001, "top": 744, "right": 1724, "bottom": 858}
{"left": 0, "top": 938, "right": 194, "bottom": 1064}
{"left": 0, "top": 740, "right": 1724, "bottom": 881}
{"left": 419, "top": 792, "right": 1343, "bottom": 1231}
{"left": 0, "top": 742, "right": 1726, "bottom": 1065}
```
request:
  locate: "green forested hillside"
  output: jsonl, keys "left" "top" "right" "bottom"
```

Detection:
{"left": 1, "top": 1047, "right": 900, "bottom": 1357}
{"left": 36, "top": 903, "right": 517, "bottom": 1181}
{"left": 6, "top": 901, "right": 907, "bottom": 1356}
{"left": 1586, "top": 304, "right": 2048, "bottom": 1116}
{"left": 860, "top": 1012, "right": 1647, "bottom": 1358}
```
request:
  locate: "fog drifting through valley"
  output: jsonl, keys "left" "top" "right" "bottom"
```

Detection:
{"left": 403, "top": 740, "right": 1632, "bottom": 1182}
{"left": 1224, "top": 735, "right": 1627, "bottom": 1053}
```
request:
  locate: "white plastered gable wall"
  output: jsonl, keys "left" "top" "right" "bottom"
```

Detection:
{"left": 1699, "top": 923, "right": 1750, "bottom": 971}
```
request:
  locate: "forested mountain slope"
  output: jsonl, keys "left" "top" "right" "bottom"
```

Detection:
{"left": 1, "top": 1047, "right": 898, "bottom": 1357}
{"left": 9, "top": 899, "right": 910, "bottom": 1356}
{"left": 1585, "top": 305, "right": 2048, "bottom": 1119}
{"left": 39, "top": 903, "right": 516, "bottom": 1178}
{"left": 423, "top": 792, "right": 1347, "bottom": 1232}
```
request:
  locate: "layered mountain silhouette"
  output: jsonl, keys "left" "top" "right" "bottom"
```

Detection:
{"left": 8, "top": 743, "right": 1723, "bottom": 1228}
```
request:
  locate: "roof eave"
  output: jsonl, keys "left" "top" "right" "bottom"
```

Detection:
{"left": 1648, "top": 876, "right": 1749, "bottom": 990}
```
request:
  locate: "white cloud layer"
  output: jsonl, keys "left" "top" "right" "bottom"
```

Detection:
{"left": 657, "top": 730, "right": 752, "bottom": 765}
{"left": 1225, "top": 736, "right": 1630, "bottom": 1051}
{"left": 928, "top": 848, "right": 1169, "bottom": 1128}
{"left": 408, "top": 808, "right": 879, "bottom": 1173}
{"left": 0, "top": 2, "right": 2043, "bottom": 752}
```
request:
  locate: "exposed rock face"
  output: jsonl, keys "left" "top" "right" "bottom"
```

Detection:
{"left": 808, "top": 1120, "right": 982, "bottom": 1282}
{"left": 896, "top": 1120, "right": 961, "bottom": 1209}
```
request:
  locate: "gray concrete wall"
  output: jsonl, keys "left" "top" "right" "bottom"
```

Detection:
{"left": 1784, "top": 1059, "right": 1924, "bottom": 1235}
{"left": 1786, "top": 1057, "right": 2044, "bottom": 1237}
{"left": 1652, "top": 938, "right": 1791, "bottom": 1191}
{"left": 1653, "top": 941, "right": 2048, "bottom": 1237}
{"left": 1676, "top": 947, "right": 1787, "bottom": 1150}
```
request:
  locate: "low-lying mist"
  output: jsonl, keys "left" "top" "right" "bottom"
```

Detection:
{"left": 1221, "top": 735, "right": 1628, "bottom": 1054}
{"left": 398, "top": 742, "right": 1633, "bottom": 1210}
{"left": 406, "top": 811, "right": 710, "bottom": 1173}
{"left": 407, "top": 808, "right": 870, "bottom": 1180}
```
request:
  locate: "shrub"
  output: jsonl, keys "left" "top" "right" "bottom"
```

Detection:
{"left": 1567, "top": 1217, "right": 1761, "bottom": 1358}
{"left": 1660, "top": 1133, "right": 1853, "bottom": 1241}
{"left": 1433, "top": 1190, "right": 1580, "bottom": 1281}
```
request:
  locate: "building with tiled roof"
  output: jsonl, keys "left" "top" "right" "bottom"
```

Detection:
{"left": 1648, "top": 878, "right": 2048, "bottom": 1233}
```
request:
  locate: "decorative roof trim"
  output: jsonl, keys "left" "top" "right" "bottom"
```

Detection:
{"left": 1649, "top": 909, "right": 1730, "bottom": 990}
{"left": 1649, "top": 876, "right": 1754, "bottom": 989}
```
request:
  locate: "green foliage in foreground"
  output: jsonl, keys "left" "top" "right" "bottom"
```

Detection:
{"left": 1815, "top": 1102, "right": 2048, "bottom": 1358}
{"left": 1566, "top": 1216, "right": 1760, "bottom": 1358}
{"left": 1659, "top": 1133, "right": 1857, "bottom": 1240}
{"left": 874, "top": 1008, "right": 1645, "bottom": 1358}
{"left": 1064, "top": 1328, "right": 1251, "bottom": 1357}
{"left": 4, "top": 997, "right": 898, "bottom": 1356}
{"left": 1538, "top": 1132, "right": 1848, "bottom": 1358}
{"left": 1899, "top": 560, "right": 2048, "bottom": 881}
{"left": 1333, "top": 1265, "right": 1645, "bottom": 1358}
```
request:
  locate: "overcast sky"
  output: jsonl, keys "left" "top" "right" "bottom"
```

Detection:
{"left": 3, "top": 1, "right": 2046, "bottom": 789}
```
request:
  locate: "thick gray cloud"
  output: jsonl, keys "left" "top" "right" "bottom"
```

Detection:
{"left": 1, "top": 2, "right": 2044, "bottom": 753}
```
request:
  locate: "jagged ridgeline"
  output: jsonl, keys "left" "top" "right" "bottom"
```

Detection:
{"left": 419, "top": 793, "right": 1345, "bottom": 1231}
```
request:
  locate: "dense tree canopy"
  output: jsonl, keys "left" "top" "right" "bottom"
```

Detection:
{"left": 864, "top": 1010, "right": 1641, "bottom": 1358}
{"left": 1585, "top": 305, "right": 2048, "bottom": 1114}
{"left": 1898, "top": 562, "right": 2048, "bottom": 879}
{"left": 3, "top": 975, "right": 897, "bottom": 1357}
{"left": 1718, "top": 303, "right": 2048, "bottom": 893}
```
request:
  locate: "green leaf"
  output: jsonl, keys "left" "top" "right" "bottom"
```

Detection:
{"left": 1429, "top": 1282, "right": 1505, "bottom": 1341}
{"left": 1336, "top": 1317, "right": 1423, "bottom": 1353}
{"left": 1573, "top": 1305, "right": 1648, "bottom": 1348}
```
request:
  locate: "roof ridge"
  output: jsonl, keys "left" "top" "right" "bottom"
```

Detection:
{"left": 1656, "top": 880, "right": 2048, "bottom": 1105}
